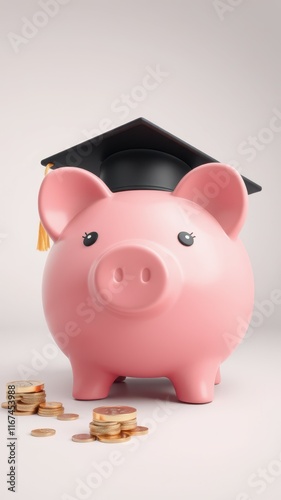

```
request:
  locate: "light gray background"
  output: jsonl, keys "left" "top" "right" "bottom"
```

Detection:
{"left": 0, "top": 1, "right": 280, "bottom": 499}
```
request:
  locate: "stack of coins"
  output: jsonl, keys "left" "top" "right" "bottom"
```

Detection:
{"left": 2, "top": 380, "right": 78, "bottom": 420}
{"left": 38, "top": 402, "right": 64, "bottom": 417}
{"left": 88, "top": 406, "right": 148, "bottom": 443}
{"left": 5, "top": 380, "right": 46, "bottom": 416}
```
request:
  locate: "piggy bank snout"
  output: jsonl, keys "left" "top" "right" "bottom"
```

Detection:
{"left": 89, "top": 244, "right": 171, "bottom": 313}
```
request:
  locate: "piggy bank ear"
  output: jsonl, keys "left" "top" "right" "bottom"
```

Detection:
{"left": 38, "top": 167, "right": 112, "bottom": 241}
{"left": 173, "top": 163, "right": 248, "bottom": 239}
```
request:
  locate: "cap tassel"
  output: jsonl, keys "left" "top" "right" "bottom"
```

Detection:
{"left": 37, "top": 163, "right": 54, "bottom": 251}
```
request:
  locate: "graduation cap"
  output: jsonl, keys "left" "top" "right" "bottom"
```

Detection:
{"left": 41, "top": 117, "right": 262, "bottom": 194}
{"left": 37, "top": 117, "right": 261, "bottom": 250}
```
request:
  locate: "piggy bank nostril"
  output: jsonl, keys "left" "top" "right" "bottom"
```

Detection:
{"left": 114, "top": 268, "right": 123, "bottom": 283}
{"left": 141, "top": 268, "right": 151, "bottom": 283}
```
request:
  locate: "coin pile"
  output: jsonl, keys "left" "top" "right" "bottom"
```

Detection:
{"left": 38, "top": 402, "right": 64, "bottom": 417}
{"left": 88, "top": 406, "right": 148, "bottom": 443}
{"left": 5, "top": 380, "right": 46, "bottom": 416}
{"left": 3, "top": 383, "right": 149, "bottom": 445}
{"left": 2, "top": 380, "right": 79, "bottom": 420}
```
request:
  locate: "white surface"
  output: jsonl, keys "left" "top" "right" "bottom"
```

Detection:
{"left": 1, "top": 328, "right": 281, "bottom": 500}
{"left": 1, "top": 0, "right": 281, "bottom": 499}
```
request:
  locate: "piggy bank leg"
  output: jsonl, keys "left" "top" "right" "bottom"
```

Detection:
{"left": 170, "top": 361, "right": 220, "bottom": 404}
{"left": 70, "top": 358, "right": 116, "bottom": 400}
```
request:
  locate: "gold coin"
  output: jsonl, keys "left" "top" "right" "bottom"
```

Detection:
{"left": 39, "top": 402, "right": 63, "bottom": 409}
{"left": 31, "top": 428, "right": 56, "bottom": 437}
{"left": 21, "top": 391, "right": 46, "bottom": 402}
{"left": 72, "top": 433, "right": 96, "bottom": 443}
{"left": 38, "top": 409, "right": 64, "bottom": 414}
{"left": 120, "top": 418, "right": 137, "bottom": 430}
{"left": 6, "top": 394, "right": 22, "bottom": 401}
{"left": 13, "top": 410, "right": 37, "bottom": 416}
{"left": 93, "top": 406, "right": 137, "bottom": 422}
{"left": 121, "top": 423, "right": 137, "bottom": 431}
{"left": 101, "top": 427, "right": 122, "bottom": 436}
{"left": 38, "top": 408, "right": 64, "bottom": 414}
{"left": 56, "top": 413, "right": 79, "bottom": 421}
{"left": 38, "top": 405, "right": 64, "bottom": 410}
{"left": 91, "top": 420, "right": 121, "bottom": 428}
{"left": 97, "top": 432, "right": 131, "bottom": 443}
{"left": 16, "top": 403, "right": 39, "bottom": 412}
{"left": 6, "top": 380, "right": 44, "bottom": 393}
{"left": 21, "top": 390, "right": 46, "bottom": 396}
{"left": 38, "top": 405, "right": 64, "bottom": 411}
{"left": 38, "top": 408, "right": 63, "bottom": 412}
{"left": 21, "top": 397, "right": 46, "bottom": 404}
{"left": 126, "top": 426, "right": 149, "bottom": 436}
{"left": 24, "top": 390, "right": 45, "bottom": 395}
{"left": 22, "top": 400, "right": 45, "bottom": 406}
{"left": 38, "top": 410, "right": 64, "bottom": 417}
{"left": 89, "top": 423, "right": 121, "bottom": 436}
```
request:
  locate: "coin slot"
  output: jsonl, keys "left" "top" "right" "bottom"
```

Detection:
{"left": 141, "top": 268, "right": 151, "bottom": 283}
{"left": 114, "top": 268, "right": 123, "bottom": 283}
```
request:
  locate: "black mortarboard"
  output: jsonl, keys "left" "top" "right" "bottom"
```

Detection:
{"left": 41, "top": 117, "right": 261, "bottom": 194}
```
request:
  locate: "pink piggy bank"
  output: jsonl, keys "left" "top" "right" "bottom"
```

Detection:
{"left": 38, "top": 162, "right": 254, "bottom": 403}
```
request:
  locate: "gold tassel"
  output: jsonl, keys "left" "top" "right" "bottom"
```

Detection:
{"left": 37, "top": 163, "right": 54, "bottom": 251}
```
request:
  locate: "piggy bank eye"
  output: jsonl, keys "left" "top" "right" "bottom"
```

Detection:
{"left": 82, "top": 232, "right": 98, "bottom": 246}
{"left": 178, "top": 231, "right": 195, "bottom": 246}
